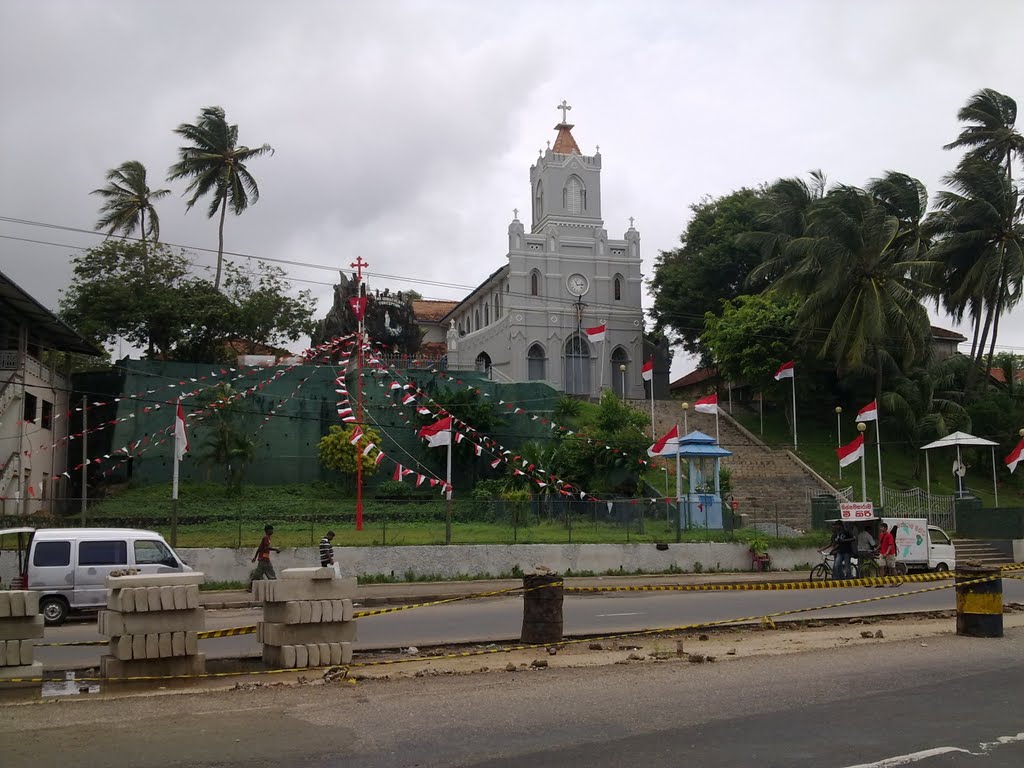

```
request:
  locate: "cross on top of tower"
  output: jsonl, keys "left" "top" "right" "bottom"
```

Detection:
{"left": 350, "top": 256, "right": 369, "bottom": 280}
{"left": 557, "top": 100, "right": 571, "bottom": 124}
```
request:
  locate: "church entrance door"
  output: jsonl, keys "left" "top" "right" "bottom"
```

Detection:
{"left": 564, "top": 336, "right": 591, "bottom": 395}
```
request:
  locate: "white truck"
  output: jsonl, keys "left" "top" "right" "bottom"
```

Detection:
{"left": 881, "top": 517, "right": 956, "bottom": 573}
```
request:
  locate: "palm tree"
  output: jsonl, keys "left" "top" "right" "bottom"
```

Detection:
{"left": 944, "top": 89, "right": 1024, "bottom": 185}
{"left": 91, "top": 160, "right": 170, "bottom": 250}
{"left": 167, "top": 106, "right": 273, "bottom": 289}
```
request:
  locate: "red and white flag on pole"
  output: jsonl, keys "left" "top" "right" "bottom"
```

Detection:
{"left": 585, "top": 324, "right": 606, "bottom": 343}
{"left": 774, "top": 361, "right": 795, "bottom": 381}
{"left": 857, "top": 400, "right": 878, "bottom": 422}
{"left": 418, "top": 417, "right": 452, "bottom": 448}
{"left": 1006, "top": 439, "right": 1024, "bottom": 473}
{"left": 694, "top": 393, "right": 718, "bottom": 414}
{"left": 641, "top": 358, "right": 654, "bottom": 382}
{"left": 174, "top": 401, "right": 189, "bottom": 461}
{"left": 647, "top": 425, "right": 680, "bottom": 457}
{"left": 836, "top": 434, "right": 865, "bottom": 468}
{"left": 348, "top": 426, "right": 364, "bottom": 445}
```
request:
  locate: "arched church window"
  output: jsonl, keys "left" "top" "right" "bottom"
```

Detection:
{"left": 527, "top": 343, "right": 546, "bottom": 381}
{"left": 614, "top": 275, "right": 622, "bottom": 301}
{"left": 530, "top": 271, "right": 540, "bottom": 296}
{"left": 474, "top": 309, "right": 480, "bottom": 331}
{"left": 534, "top": 182, "right": 543, "bottom": 221}
{"left": 564, "top": 176, "right": 585, "bottom": 215}
{"left": 484, "top": 303, "right": 490, "bottom": 326}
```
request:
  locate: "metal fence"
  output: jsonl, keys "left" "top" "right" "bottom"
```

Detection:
{"left": 881, "top": 487, "right": 956, "bottom": 531}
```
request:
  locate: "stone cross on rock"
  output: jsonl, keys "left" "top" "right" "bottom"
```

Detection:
{"left": 557, "top": 100, "right": 572, "bottom": 123}
{"left": 513, "top": 208, "right": 519, "bottom": 219}
{"left": 629, "top": 216, "right": 635, "bottom": 228}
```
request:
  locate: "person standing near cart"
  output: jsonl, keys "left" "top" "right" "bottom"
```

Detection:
{"left": 878, "top": 522, "right": 897, "bottom": 579}
{"left": 319, "top": 530, "right": 336, "bottom": 567}
{"left": 831, "top": 523, "right": 855, "bottom": 579}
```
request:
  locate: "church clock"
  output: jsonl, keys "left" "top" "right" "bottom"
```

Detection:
{"left": 566, "top": 273, "right": 589, "bottom": 296}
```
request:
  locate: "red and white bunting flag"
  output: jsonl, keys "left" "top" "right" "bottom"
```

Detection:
{"left": 416, "top": 474, "right": 425, "bottom": 487}
{"left": 417, "top": 407, "right": 431, "bottom": 415}
{"left": 647, "top": 425, "right": 680, "bottom": 457}
{"left": 491, "top": 458, "right": 501, "bottom": 469}
{"left": 361, "top": 442, "right": 375, "bottom": 456}
{"left": 174, "top": 401, "right": 189, "bottom": 461}
{"left": 857, "top": 400, "right": 878, "bottom": 422}
{"left": 393, "top": 464, "right": 403, "bottom": 481}
{"left": 1006, "top": 439, "right": 1024, "bottom": 473}
{"left": 349, "top": 427, "right": 363, "bottom": 445}
{"left": 475, "top": 444, "right": 483, "bottom": 456}
{"left": 641, "top": 358, "right": 654, "bottom": 382}
{"left": 402, "top": 393, "right": 416, "bottom": 405}
{"left": 585, "top": 323, "right": 606, "bottom": 343}
{"left": 374, "top": 451, "right": 385, "bottom": 466}
{"left": 455, "top": 432, "right": 466, "bottom": 444}
{"left": 694, "top": 393, "right": 718, "bottom": 414}
{"left": 390, "top": 382, "right": 402, "bottom": 390}
{"left": 418, "top": 417, "right": 452, "bottom": 447}
{"left": 774, "top": 360, "right": 795, "bottom": 380}
{"left": 837, "top": 434, "right": 865, "bottom": 468}
{"left": 429, "top": 479, "right": 439, "bottom": 487}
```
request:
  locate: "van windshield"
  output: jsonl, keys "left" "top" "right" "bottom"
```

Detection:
{"left": 135, "top": 539, "right": 177, "bottom": 566}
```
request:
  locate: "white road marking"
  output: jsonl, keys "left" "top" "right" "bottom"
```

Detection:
{"left": 595, "top": 612, "right": 642, "bottom": 617}
{"left": 842, "top": 747, "right": 973, "bottom": 767}
{"left": 980, "top": 731, "right": 1024, "bottom": 751}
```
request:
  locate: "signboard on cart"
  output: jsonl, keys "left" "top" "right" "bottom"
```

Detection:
{"left": 838, "top": 501, "right": 876, "bottom": 521}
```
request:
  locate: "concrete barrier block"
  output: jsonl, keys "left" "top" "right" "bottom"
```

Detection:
{"left": 252, "top": 580, "right": 269, "bottom": 601}
{"left": 309, "top": 600, "right": 322, "bottom": 624}
{"left": 8, "top": 592, "right": 25, "bottom": 617}
{"left": 0, "top": 592, "right": 10, "bottom": 618}
{"left": 264, "top": 601, "right": 301, "bottom": 624}
{"left": 145, "top": 633, "right": 159, "bottom": 659}
{"left": 171, "top": 631, "right": 185, "bottom": 657}
{"left": 19, "top": 639, "right": 32, "bottom": 665}
{"left": 256, "top": 622, "right": 264, "bottom": 644}
{"left": 159, "top": 586, "right": 175, "bottom": 611}
{"left": 328, "top": 643, "right": 342, "bottom": 666}
{"left": 100, "top": 653, "right": 205, "bottom": 679}
{"left": 263, "top": 578, "right": 357, "bottom": 603}
{"left": 0, "top": 661, "right": 42, "bottom": 682}
{"left": 0, "top": 641, "right": 7, "bottom": 666}
{"left": 341, "top": 599, "right": 353, "bottom": 622}
{"left": 132, "top": 634, "right": 146, "bottom": 659}
{"left": 262, "top": 644, "right": 297, "bottom": 669}
{"left": 294, "top": 644, "right": 308, "bottom": 668}
{"left": 147, "top": 588, "right": 162, "bottom": 612}
{"left": 317, "top": 642, "right": 330, "bottom": 666}
{"left": 112, "top": 636, "right": 133, "bottom": 661}
{"left": 23, "top": 591, "right": 39, "bottom": 616}
{"left": 306, "top": 643, "right": 320, "bottom": 668}
{"left": 340, "top": 642, "right": 352, "bottom": 664}
{"left": 318, "top": 600, "right": 330, "bottom": 623}
{"left": 158, "top": 633, "right": 172, "bottom": 658}
{"left": 185, "top": 631, "right": 198, "bottom": 656}
{"left": 299, "top": 601, "right": 312, "bottom": 623}
{"left": 132, "top": 588, "right": 148, "bottom": 613}
{"left": 258, "top": 621, "right": 357, "bottom": 647}
{"left": 281, "top": 567, "right": 335, "bottom": 580}
{"left": 0, "top": 616, "right": 45, "bottom": 641}
{"left": 105, "top": 572, "right": 205, "bottom": 589}
{"left": 172, "top": 585, "right": 188, "bottom": 611}
{"left": 185, "top": 585, "right": 199, "bottom": 609}
{"left": 113, "top": 608, "right": 206, "bottom": 636}
{"left": 105, "top": 589, "right": 122, "bottom": 613}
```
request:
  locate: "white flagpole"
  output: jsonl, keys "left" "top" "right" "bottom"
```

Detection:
{"left": 791, "top": 371, "right": 798, "bottom": 450}
{"left": 861, "top": 443, "right": 867, "bottom": 502}
{"left": 648, "top": 371, "right": 656, "bottom": 443}
{"left": 714, "top": 406, "right": 720, "bottom": 445}
{"left": 172, "top": 397, "right": 180, "bottom": 547}
{"left": 599, "top": 336, "right": 606, "bottom": 391}
{"left": 991, "top": 446, "right": 999, "bottom": 507}
{"left": 445, "top": 419, "right": 453, "bottom": 544}
{"left": 876, "top": 413, "right": 884, "bottom": 502}
{"left": 675, "top": 423, "right": 684, "bottom": 534}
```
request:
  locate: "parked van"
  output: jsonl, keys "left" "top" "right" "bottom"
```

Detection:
{"left": 0, "top": 528, "right": 191, "bottom": 625}
{"left": 881, "top": 517, "right": 956, "bottom": 573}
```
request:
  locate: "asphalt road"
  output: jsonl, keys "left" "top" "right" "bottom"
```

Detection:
{"left": 35, "top": 578, "right": 1024, "bottom": 669}
{"left": 5, "top": 625, "right": 1023, "bottom": 767}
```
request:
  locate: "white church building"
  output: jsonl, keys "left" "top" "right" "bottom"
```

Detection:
{"left": 440, "top": 104, "right": 646, "bottom": 399}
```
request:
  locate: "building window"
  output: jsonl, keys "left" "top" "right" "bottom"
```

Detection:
{"left": 564, "top": 176, "right": 585, "bottom": 215}
{"left": 528, "top": 344, "right": 546, "bottom": 381}
{"left": 531, "top": 271, "right": 540, "bottom": 296}
{"left": 535, "top": 181, "right": 543, "bottom": 221}
{"left": 475, "top": 309, "right": 481, "bottom": 330}
{"left": 23, "top": 392, "right": 37, "bottom": 423}
{"left": 614, "top": 275, "right": 622, "bottom": 301}
{"left": 484, "top": 303, "right": 489, "bottom": 326}
{"left": 41, "top": 400, "right": 53, "bottom": 430}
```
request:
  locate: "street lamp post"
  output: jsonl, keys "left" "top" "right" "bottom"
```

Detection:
{"left": 835, "top": 406, "right": 843, "bottom": 480}
{"left": 681, "top": 402, "right": 689, "bottom": 435}
{"left": 857, "top": 421, "right": 868, "bottom": 502}
{"left": 618, "top": 364, "right": 626, "bottom": 398}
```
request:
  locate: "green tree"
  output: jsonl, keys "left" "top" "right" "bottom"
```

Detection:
{"left": 193, "top": 383, "right": 256, "bottom": 492}
{"left": 91, "top": 161, "right": 170, "bottom": 251}
{"left": 167, "top": 106, "right": 274, "bottom": 289}
{"left": 648, "top": 188, "right": 767, "bottom": 357}
{"left": 318, "top": 424, "right": 381, "bottom": 492}
{"left": 700, "top": 293, "right": 798, "bottom": 388}
{"left": 944, "top": 88, "right": 1024, "bottom": 184}
{"left": 222, "top": 262, "right": 317, "bottom": 350}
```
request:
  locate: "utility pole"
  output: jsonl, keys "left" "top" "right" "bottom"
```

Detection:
{"left": 80, "top": 395, "right": 87, "bottom": 526}
{"left": 350, "top": 256, "right": 369, "bottom": 532}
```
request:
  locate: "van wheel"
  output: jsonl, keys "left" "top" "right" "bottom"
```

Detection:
{"left": 935, "top": 562, "right": 949, "bottom": 574}
{"left": 41, "top": 596, "right": 69, "bottom": 626}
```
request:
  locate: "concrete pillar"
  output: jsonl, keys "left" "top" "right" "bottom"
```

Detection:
{"left": 955, "top": 565, "right": 1003, "bottom": 638}
{"left": 520, "top": 573, "right": 563, "bottom": 644}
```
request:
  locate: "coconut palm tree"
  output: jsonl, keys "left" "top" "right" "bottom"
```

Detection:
{"left": 944, "top": 89, "right": 1024, "bottom": 184}
{"left": 167, "top": 106, "right": 273, "bottom": 289}
{"left": 91, "top": 160, "right": 170, "bottom": 249}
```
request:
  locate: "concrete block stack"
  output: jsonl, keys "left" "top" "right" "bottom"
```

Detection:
{"left": 98, "top": 572, "right": 207, "bottom": 679}
{"left": 253, "top": 567, "right": 357, "bottom": 669}
{"left": 0, "top": 591, "right": 44, "bottom": 681}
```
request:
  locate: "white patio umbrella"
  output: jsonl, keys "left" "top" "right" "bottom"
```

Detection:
{"left": 919, "top": 431, "right": 1000, "bottom": 507}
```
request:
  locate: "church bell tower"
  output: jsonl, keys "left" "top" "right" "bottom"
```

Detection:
{"left": 530, "top": 100, "right": 603, "bottom": 232}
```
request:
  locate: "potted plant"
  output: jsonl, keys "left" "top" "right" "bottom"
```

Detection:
{"left": 748, "top": 534, "right": 771, "bottom": 572}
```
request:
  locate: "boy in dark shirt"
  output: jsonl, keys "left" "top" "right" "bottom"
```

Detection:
{"left": 252, "top": 524, "right": 280, "bottom": 581}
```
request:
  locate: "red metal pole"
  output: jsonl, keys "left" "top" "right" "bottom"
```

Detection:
{"left": 350, "top": 256, "right": 369, "bottom": 532}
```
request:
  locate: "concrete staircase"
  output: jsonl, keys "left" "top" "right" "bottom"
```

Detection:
{"left": 641, "top": 400, "right": 836, "bottom": 532}
{"left": 952, "top": 540, "right": 1016, "bottom": 567}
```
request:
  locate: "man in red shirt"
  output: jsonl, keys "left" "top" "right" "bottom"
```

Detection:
{"left": 251, "top": 524, "right": 280, "bottom": 581}
{"left": 878, "top": 522, "right": 897, "bottom": 581}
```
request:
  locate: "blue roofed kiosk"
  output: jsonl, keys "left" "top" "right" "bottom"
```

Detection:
{"left": 660, "top": 430, "right": 732, "bottom": 530}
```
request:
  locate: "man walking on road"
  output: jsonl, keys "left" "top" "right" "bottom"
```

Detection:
{"left": 319, "top": 530, "right": 336, "bottom": 567}
{"left": 878, "top": 522, "right": 897, "bottom": 580}
{"left": 251, "top": 524, "right": 280, "bottom": 581}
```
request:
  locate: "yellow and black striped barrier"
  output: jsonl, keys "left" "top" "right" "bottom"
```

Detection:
{"left": 956, "top": 565, "right": 1003, "bottom": 637}
{"left": 565, "top": 571, "right": 954, "bottom": 594}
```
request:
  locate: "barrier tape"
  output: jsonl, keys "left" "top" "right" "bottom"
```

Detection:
{"left": 565, "top": 571, "right": 955, "bottom": 593}
{"left": 6, "top": 574, "right": 996, "bottom": 685}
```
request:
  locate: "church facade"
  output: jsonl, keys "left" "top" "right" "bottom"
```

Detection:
{"left": 441, "top": 107, "right": 646, "bottom": 399}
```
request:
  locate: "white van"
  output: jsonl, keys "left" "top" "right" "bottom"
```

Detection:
{"left": 0, "top": 528, "right": 191, "bottom": 625}
{"left": 881, "top": 517, "right": 957, "bottom": 573}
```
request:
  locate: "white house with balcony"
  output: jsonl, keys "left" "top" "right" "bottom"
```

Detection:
{"left": 1, "top": 271, "right": 99, "bottom": 516}
{"left": 442, "top": 106, "right": 646, "bottom": 399}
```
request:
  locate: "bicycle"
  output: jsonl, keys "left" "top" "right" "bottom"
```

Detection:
{"left": 809, "top": 551, "right": 883, "bottom": 581}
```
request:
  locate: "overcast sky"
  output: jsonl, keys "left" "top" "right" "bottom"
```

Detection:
{"left": 2, "top": 0, "right": 1023, "bottom": 378}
